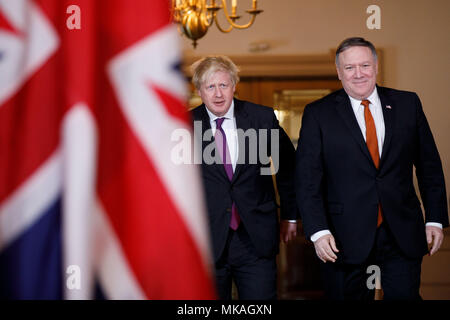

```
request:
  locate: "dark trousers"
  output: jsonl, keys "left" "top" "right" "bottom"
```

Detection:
{"left": 320, "top": 222, "right": 422, "bottom": 300}
{"left": 214, "top": 224, "right": 277, "bottom": 300}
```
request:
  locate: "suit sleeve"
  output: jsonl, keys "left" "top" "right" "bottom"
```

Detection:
{"left": 413, "top": 94, "right": 449, "bottom": 227}
{"left": 295, "top": 104, "right": 329, "bottom": 238}
{"left": 270, "top": 111, "right": 299, "bottom": 221}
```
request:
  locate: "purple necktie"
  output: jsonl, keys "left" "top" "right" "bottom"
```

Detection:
{"left": 215, "top": 118, "right": 240, "bottom": 230}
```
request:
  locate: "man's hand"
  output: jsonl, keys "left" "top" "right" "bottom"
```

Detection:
{"left": 280, "top": 221, "right": 297, "bottom": 243}
{"left": 314, "top": 234, "right": 339, "bottom": 263}
{"left": 426, "top": 225, "right": 444, "bottom": 256}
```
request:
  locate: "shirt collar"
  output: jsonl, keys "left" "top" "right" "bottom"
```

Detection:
{"left": 348, "top": 87, "right": 379, "bottom": 113}
{"left": 205, "top": 100, "right": 235, "bottom": 123}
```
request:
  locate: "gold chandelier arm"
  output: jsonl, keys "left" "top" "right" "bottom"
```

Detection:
{"left": 213, "top": 13, "right": 233, "bottom": 33}
{"left": 216, "top": 0, "right": 259, "bottom": 30}
{"left": 226, "top": 13, "right": 257, "bottom": 29}
{"left": 204, "top": 9, "right": 215, "bottom": 27}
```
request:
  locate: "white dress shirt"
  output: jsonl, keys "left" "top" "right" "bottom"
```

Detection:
{"left": 310, "top": 88, "right": 441, "bottom": 242}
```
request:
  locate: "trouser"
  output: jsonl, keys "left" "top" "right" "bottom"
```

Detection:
{"left": 320, "top": 222, "right": 422, "bottom": 300}
{"left": 214, "top": 224, "right": 277, "bottom": 300}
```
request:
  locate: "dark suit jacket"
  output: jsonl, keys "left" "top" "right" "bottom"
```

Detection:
{"left": 295, "top": 86, "right": 448, "bottom": 264}
{"left": 191, "top": 98, "right": 298, "bottom": 262}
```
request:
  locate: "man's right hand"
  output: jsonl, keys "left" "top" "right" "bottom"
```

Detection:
{"left": 313, "top": 234, "right": 339, "bottom": 263}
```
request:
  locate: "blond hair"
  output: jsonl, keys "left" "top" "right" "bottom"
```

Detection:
{"left": 191, "top": 56, "right": 240, "bottom": 89}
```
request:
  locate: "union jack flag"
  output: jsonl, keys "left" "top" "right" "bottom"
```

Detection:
{"left": 0, "top": 0, "right": 215, "bottom": 299}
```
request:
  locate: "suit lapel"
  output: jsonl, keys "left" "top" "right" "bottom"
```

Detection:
{"left": 197, "top": 104, "right": 212, "bottom": 151}
{"left": 377, "top": 86, "right": 395, "bottom": 167}
{"left": 334, "top": 91, "right": 374, "bottom": 166}
{"left": 231, "top": 99, "right": 252, "bottom": 184}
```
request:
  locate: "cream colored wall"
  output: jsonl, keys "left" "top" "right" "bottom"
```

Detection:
{"left": 182, "top": 0, "right": 450, "bottom": 221}
{"left": 181, "top": 0, "right": 450, "bottom": 299}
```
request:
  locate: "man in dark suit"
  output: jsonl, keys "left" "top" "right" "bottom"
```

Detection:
{"left": 190, "top": 56, "right": 298, "bottom": 300}
{"left": 295, "top": 37, "right": 448, "bottom": 300}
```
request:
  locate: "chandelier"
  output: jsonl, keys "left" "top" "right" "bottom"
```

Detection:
{"left": 171, "top": 0, "right": 263, "bottom": 48}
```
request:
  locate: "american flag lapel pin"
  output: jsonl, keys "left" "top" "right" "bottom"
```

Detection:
{"left": 386, "top": 105, "right": 392, "bottom": 109}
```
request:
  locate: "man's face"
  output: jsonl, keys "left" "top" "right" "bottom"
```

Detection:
{"left": 336, "top": 46, "right": 378, "bottom": 100}
{"left": 198, "top": 70, "right": 235, "bottom": 117}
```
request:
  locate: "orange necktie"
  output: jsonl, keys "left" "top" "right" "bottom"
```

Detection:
{"left": 361, "top": 99, "right": 383, "bottom": 227}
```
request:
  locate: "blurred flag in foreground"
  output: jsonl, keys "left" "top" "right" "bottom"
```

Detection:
{"left": 0, "top": 0, "right": 215, "bottom": 299}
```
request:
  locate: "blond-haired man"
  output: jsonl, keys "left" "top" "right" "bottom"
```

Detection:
{"left": 191, "top": 56, "right": 298, "bottom": 300}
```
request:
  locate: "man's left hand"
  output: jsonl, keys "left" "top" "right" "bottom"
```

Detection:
{"left": 426, "top": 225, "right": 444, "bottom": 256}
{"left": 280, "top": 221, "right": 297, "bottom": 243}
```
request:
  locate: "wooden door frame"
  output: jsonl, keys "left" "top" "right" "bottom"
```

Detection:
{"left": 182, "top": 51, "right": 383, "bottom": 82}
